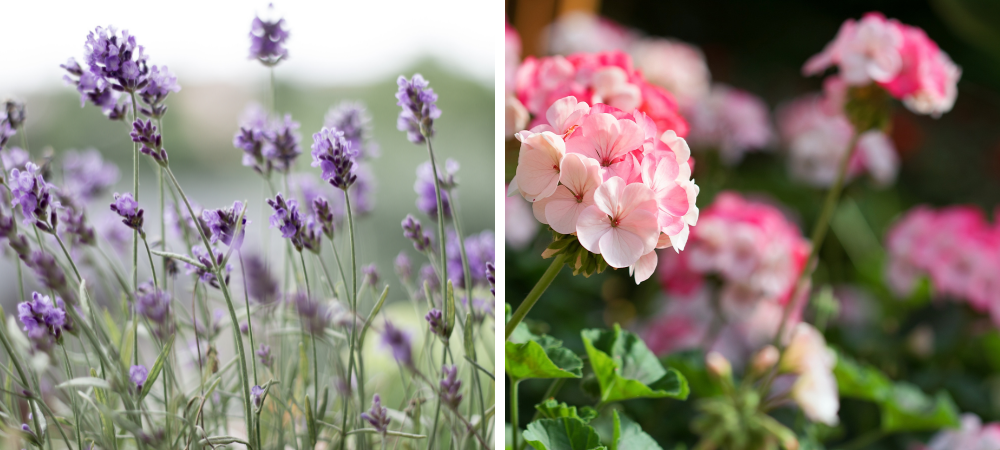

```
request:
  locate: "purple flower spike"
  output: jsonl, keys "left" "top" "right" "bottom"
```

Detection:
{"left": 4, "top": 100, "right": 26, "bottom": 129}
{"left": 185, "top": 245, "right": 231, "bottom": 289}
{"left": 262, "top": 114, "right": 301, "bottom": 172}
{"left": 425, "top": 309, "right": 446, "bottom": 338}
{"left": 289, "top": 292, "right": 331, "bottom": 335}
{"left": 325, "top": 101, "right": 378, "bottom": 159}
{"left": 395, "top": 74, "right": 441, "bottom": 144}
{"left": 267, "top": 193, "right": 302, "bottom": 239}
{"left": 62, "top": 149, "right": 119, "bottom": 202}
{"left": 9, "top": 163, "right": 57, "bottom": 229}
{"left": 251, "top": 385, "right": 265, "bottom": 408}
{"left": 130, "top": 365, "right": 149, "bottom": 392}
{"left": 136, "top": 281, "right": 172, "bottom": 337}
{"left": 249, "top": 12, "right": 289, "bottom": 66}
{"left": 310, "top": 127, "right": 357, "bottom": 190}
{"left": 84, "top": 26, "right": 150, "bottom": 92}
{"left": 243, "top": 254, "right": 278, "bottom": 305}
{"left": 139, "top": 65, "right": 180, "bottom": 118}
{"left": 18, "top": 292, "right": 70, "bottom": 352}
{"left": 256, "top": 344, "right": 273, "bottom": 368}
{"left": 27, "top": 252, "right": 69, "bottom": 298}
{"left": 313, "top": 196, "right": 335, "bottom": 238}
{"left": 130, "top": 119, "right": 168, "bottom": 165}
{"left": 440, "top": 365, "right": 463, "bottom": 410}
{"left": 61, "top": 59, "right": 128, "bottom": 121}
{"left": 110, "top": 192, "right": 144, "bottom": 235}
{"left": 202, "top": 201, "right": 250, "bottom": 249}
{"left": 362, "top": 264, "right": 379, "bottom": 287}
{"left": 381, "top": 321, "right": 413, "bottom": 368}
{"left": 486, "top": 262, "right": 495, "bottom": 297}
{"left": 361, "top": 393, "right": 391, "bottom": 434}
{"left": 414, "top": 161, "right": 453, "bottom": 220}
{"left": 394, "top": 252, "right": 412, "bottom": 281}
{"left": 234, "top": 103, "right": 271, "bottom": 175}
{"left": 401, "top": 215, "right": 432, "bottom": 253}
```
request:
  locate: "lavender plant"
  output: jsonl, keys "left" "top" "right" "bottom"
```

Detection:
{"left": 0, "top": 11, "right": 495, "bottom": 450}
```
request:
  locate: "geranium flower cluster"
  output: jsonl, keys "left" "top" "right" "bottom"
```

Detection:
{"left": 804, "top": 12, "right": 961, "bottom": 116}
{"left": 515, "top": 51, "right": 688, "bottom": 137}
{"left": 777, "top": 78, "right": 899, "bottom": 187}
{"left": 646, "top": 192, "right": 810, "bottom": 361}
{"left": 508, "top": 96, "right": 699, "bottom": 283}
{"left": 885, "top": 205, "right": 1000, "bottom": 320}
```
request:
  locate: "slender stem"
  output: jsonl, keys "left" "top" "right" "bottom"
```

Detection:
{"left": 142, "top": 236, "right": 158, "bottom": 288}
{"left": 164, "top": 165, "right": 254, "bottom": 446}
{"left": 773, "top": 132, "right": 861, "bottom": 348}
{"left": 423, "top": 138, "right": 448, "bottom": 303}
{"left": 270, "top": 67, "right": 277, "bottom": 113}
{"left": 129, "top": 91, "right": 140, "bottom": 369}
{"left": 316, "top": 252, "right": 338, "bottom": 295}
{"left": 239, "top": 252, "right": 259, "bottom": 385}
{"left": 511, "top": 380, "right": 520, "bottom": 450}
{"left": 299, "top": 250, "right": 320, "bottom": 414}
{"left": 505, "top": 254, "right": 568, "bottom": 340}
{"left": 427, "top": 344, "right": 448, "bottom": 450}
{"left": 52, "top": 232, "right": 82, "bottom": 282}
{"left": 60, "top": 345, "right": 84, "bottom": 450}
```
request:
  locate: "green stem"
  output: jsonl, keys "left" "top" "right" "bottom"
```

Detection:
{"left": 426, "top": 344, "right": 448, "bottom": 450}
{"left": 164, "top": 165, "right": 254, "bottom": 447}
{"left": 142, "top": 236, "right": 158, "bottom": 288}
{"left": 60, "top": 345, "right": 84, "bottom": 450}
{"left": 773, "top": 132, "right": 861, "bottom": 347}
{"left": 505, "top": 254, "right": 567, "bottom": 340}
{"left": 300, "top": 251, "right": 319, "bottom": 414}
{"left": 129, "top": 91, "right": 140, "bottom": 368}
{"left": 511, "top": 380, "right": 521, "bottom": 450}
{"left": 239, "top": 252, "right": 259, "bottom": 385}
{"left": 423, "top": 138, "right": 448, "bottom": 305}
{"left": 52, "top": 232, "right": 82, "bottom": 282}
{"left": 338, "top": 191, "right": 361, "bottom": 450}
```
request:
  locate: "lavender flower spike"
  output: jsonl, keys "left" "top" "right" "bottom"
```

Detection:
{"left": 249, "top": 12, "right": 290, "bottom": 66}
{"left": 402, "top": 214, "right": 432, "bottom": 252}
{"left": 202, "top": 200, "right": 250, "bottom": 249}
{"left": 130, "top": 119, "right": 168, "bottom": 165}
{"left": 9, "top": 162, "right": 57, "bottom": 229}
{"left": 84, "top": 26, "right": 150, "bottom": 92}
{"left": 396, "top": 74, "right": 441, "bottom": 144}
{"left": 263, "top": 114, "right": 301, "bottom": 172}
{"left": 110, "top": 192, "right": 144, "bottom": 235}
{"left": 361, "top": 393, "right": 391, "bottom": 434}
{"left": 243, "top": 254, "right": 279, "bottom": 305}
{"left": 425, "top": 309, "right": 447, "bottom": 338}
{"left": 233, "top": 103, "right": 271, "bottom": 175}
{"left": 440, "top": 365, "right": 463, "bottom": 410}
{"left": 138, "top": 65, "right": 180, "bottom": 118}
{"left": 381, "top": 321, "right": 413, "bottom": 368}
{"left": 310, "top": 127, "right": 357, "bottom": 190}
{"left": 415, "top": 161, "right": 452, "bottom": 219}
{"left": 394, "top": 252, "right": 412, "bottom": 281}
{"left": 130, "top": 365, "right": 149, "bottom": 392}
{"left": 325, "top": 101, "right": 378, "bottom": 159}
{"left": 18, "top": 292, "right": 69, "bottom": 352}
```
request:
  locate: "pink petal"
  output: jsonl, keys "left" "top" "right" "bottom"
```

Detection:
{"left": 593, "top": 176, "right": 626, "bottom": 218}
{"left": 658, "top": 184, "right": 690, "bottom": 217}
{"left": 559, "top": 153, "right": 601, "bottom": 196}
{"left": 576, "top": 205, "right": 611, "bottom": 254}
{"left": 545, "top": 189, "right": 591, "bottom": 234}
{"left": 618, "top": 208, "right": 661, "bottom": 256}
{"left": 630, "top": 250, "right": 659, "bottom": 284}
{"left": 618, "top": 182, "right": 656, "bottom": 219}
{"left": 599, "top": 227, "right": 647, "bottom": 268}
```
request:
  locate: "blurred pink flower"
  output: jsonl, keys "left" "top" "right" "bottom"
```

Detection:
{"left": 505, "top": 20, "right": 521, "bottom": 94}
{"left": 777, "top": 91, "right": 898, "bottom": 187}
{"left": 686, "top": 84, "right": 774, "bottom": 165}
{"left": 804, "top": 12, "right": 960, "bottom": 116}
{"left": 505, "top": 184, "right": 538, "bottom": 250}
{"left": 505, "top": 95, "right": 529, "bottom": 138}
{"left": 920, "top": 414, "right": 1000, "bottom": 450}
{"left": 780, "top": 323, "right": 839, "bottom": 426}
{"left": 576, "top": 176, "right": 659, "bottom": 268}
{"left": 632, "top": 38, "right": 711, "bottom": 108}
{"left": 886, "top": 206, "right": 1000, "bottom": 320}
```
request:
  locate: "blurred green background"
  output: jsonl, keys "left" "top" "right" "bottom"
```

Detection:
{"left": 506, "top": 1, "right": 1000, "bottom": 448}
{"left": 1, "top": 59, "right": 494, "bottom": 310}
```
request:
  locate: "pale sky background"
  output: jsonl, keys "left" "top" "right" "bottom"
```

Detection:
{"left": 0, "top": 0, "right": 494, "bottom": 94}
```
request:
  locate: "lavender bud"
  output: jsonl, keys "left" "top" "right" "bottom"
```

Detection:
{"left": 361, "top": 393, "right": 391, "bottom": 434}
{"left": 130, "top": 119, "right": 168, "bottom": 165}
{"left": 313, "top": 196, "right": 335, "bottom": 237}
{"left": 130, "top": 365, "right": 149, "bottom": 392}
{"left": 401, "top": 214, "right": 432, "bottom": 252}
{"left": 324, "top": 101, "right": 378, "bottom": 159}
{"left": 425, "top": 309, "right": 447, "bottom": 338}
{"left": 262, "top": 114, "right": 301, "bottom": 172}
{"left": 310, "top": 127, "right": 357, "bottom": 190}
{"left": 249, "top": 11, "right": 289, "bottom": 66}
{"left": 395, "top": 74, "right": 441, "bottom": 144}
{"left": 110, "top": 192, "right": 144, "bottom": 235}
{"left": 486, "top": 262, "right": 495, "bottom": 297}
{"left": 394, "top": 252, "right": 412, "bottom": 281}
{"left": 136, "top": 281, "right": 172, "bottom": 337}
{"left": 440, "top": 365, "right": 462, "bottom": 410}
{"left": 289, "top": 292, "right": 331, "bottom": 335}
{"left": 381, "top": 321, "right": 412, "bottom": 368}
{"left": 414, "top": 161, "right": 452, "bottom": 220}
{"left": 234, "top": 103, "right": 271, "bottom": 175}
{"left": 362, "top": 263, "right": 379, "bottom": 287}
{"left": 4, "top": 100, "right": 26, "bottom": 129}
{"left": 9, "top": 163, "right": 56, "bottom": 227}
{"left": 251, "top": 385, "right": 265, "bottom": 408}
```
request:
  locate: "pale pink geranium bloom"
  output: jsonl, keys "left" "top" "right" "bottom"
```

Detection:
{"left": 505, "top": 95, "right": 529, "bottom": 138}
{"left": 922, "top": 414, "right": 1000, "bottom": 450}
{"left": 543, "top": 11, "right": 635, "bottom": 56}
{"left": 631, "top": 38, "right": 711, "bottom": 108}
{"left": 531, "top": 153, "right": 601, "bottom": 234}
{"left": 529, "top": 96, "right": 591, "bottom": 137}
{"left": 576, "top": 176, "right": 659, "bottom": 268}
{"left": 508, "top": 131, "right": 566, "bottom": 202}
{"left": 686, "top": 84, "right": 774, "bottom": 165}
{"left": 565, "top": 112, "right": 645, "bottom": 182}
{"left": 803, "top": 12, "right": 903, "bottom": 85}
{"left": 590, "top": 66, "right": 643, "bottom": 113}
{"left": 780, "top": 323, "right": 839, "bottom": 426}
{"left": 650, "top": 130, "right": 699, "bottom": 251}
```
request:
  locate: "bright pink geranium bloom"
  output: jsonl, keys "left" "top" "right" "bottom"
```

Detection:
{"left": 531, "top": 153, "right": 601, "bottom": 234}
{"left": 565, "top": 111, "right": 645, "bottom": 182}
{"left": 804, "top": 12, "right": 960, "bottom": 117}
{"left": 508, "top": 130, "right": 566, "bottom": 202}
{"left": 516, "top": 50, "right": 689, "bottom": 137}
{"left": 576, "top": 176, "right": 659, "bottom": 268}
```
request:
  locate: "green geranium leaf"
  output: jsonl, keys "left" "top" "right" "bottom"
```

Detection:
{"left": 611, "top": 410, "right": 662, "bottom": 450}
{"left": 523, "top": 417, "right": 606, "bottom": 450}
{"left": 881, "top": 384, "right": 960, "bottom": 433}
{"left": 506, "top": 334, "right": 583, "bottom": 382}
{"left": 662, "top": 350, "right": 721, "bottom": 398}
{"left": 535, "top": 399, "right": 598, "bottom": 423}
{"left": 833, "top": 350, "right": 892, "bottom": 402}
{"left": 581, "top": 324, "right": 689, "bottom": 404}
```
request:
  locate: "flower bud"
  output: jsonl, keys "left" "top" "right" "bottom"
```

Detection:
{"left": 751, "top": 345, "right": 780, "bottom": 375}
{"left": 706, "top": 351, "right": 732, "bottom": 379}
